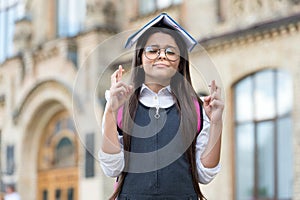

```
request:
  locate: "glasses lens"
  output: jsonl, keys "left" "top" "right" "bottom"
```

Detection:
{"left": 144, "top": 46, "right": 180, "bottom": 61}
{"left": 165, "top": 47, "right": 179, "bottom": 61}
{"left": 145, "top": 46, "right": 159, "bottom": 60}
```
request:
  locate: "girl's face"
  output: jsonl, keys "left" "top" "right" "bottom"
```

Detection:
{"left": 142, "top": 32, "right": 180, "bottom": 87}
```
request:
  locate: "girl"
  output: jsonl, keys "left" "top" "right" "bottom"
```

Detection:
{"left": 99, "top": 14, "right": 224, "bottom": 200}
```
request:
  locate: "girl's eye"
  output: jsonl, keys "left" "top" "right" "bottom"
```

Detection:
{"left": 166, "top": 48, "right": 177, "bottom": 55}
{"left": 166, "top": 51, "right": 175, "bottom": 55}
{"left": 146, "top": 47, "right": 159, "bottom": 53}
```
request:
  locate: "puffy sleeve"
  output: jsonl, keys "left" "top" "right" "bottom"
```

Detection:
{"left": 98, "top": 90, "right": 125, "bottom": 177}
{"left": 195, "top": 108, "right": 221, "bottom": 184}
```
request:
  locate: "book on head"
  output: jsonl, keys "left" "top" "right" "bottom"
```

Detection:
{"left": 125, "top": 13, "right": 198, "bottom": 52}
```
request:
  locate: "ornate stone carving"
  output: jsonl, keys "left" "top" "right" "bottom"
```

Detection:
{"left": 230, "top": 0, "right": 300, "bottom": 23}
{"left": 103, "top": 1, "right": 116, "bottom": 26}
{"left": 86, "top": 1, "right": 102, "bottom": 16}
{"left": 200, "top": 15, "right": 300, "bottom": 53}
{"left": 85, "top": 0, "right": 105, "bottom": 29}
{"left": 232, "top": 0, "right": 245, "bottom": 17}
{"left": 13, "top": 17, "right": 32, "bottom": 52}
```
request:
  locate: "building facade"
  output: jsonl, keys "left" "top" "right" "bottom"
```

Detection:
{"left": 0, "top": 0, "right": 299, "bottom": 199}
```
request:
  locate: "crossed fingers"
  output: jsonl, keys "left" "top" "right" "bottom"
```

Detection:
{"left": 208, "top": 80, "right": 223, "bottom": 108}
{"left": 111, "top": 65, "right": 124, "bottom": 84}
{"left": 110, "top": 65, "right": 132, "bottom": 97}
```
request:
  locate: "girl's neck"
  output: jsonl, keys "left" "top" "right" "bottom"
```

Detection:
{"left": 145, "top": 83, "right": 167, "bottom": 93}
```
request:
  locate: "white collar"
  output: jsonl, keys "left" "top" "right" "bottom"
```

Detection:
{"left": 139, "top": 83, "right": 174, "bottom": 108}
{"left": 140, "top": 83, "right": 172, "bottom": 95}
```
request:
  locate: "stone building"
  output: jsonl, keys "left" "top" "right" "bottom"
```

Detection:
{"left": 0, "top": 0, "right": 299, "bottom": 199}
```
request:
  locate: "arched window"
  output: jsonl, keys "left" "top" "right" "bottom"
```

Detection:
{"left": 55, "top": 137, "right": 75, "bottom": 167}
{"left": 0, "top": 0, "right": 24, "bottom": 63}
{"left": 234, "top": 69, "right": 293, "bottom": 199}
{"left": 138, "top": 0, "right": 182, "bottom": 15}
{"left": 56, "top": 0, "right": 86, "bottom": 37}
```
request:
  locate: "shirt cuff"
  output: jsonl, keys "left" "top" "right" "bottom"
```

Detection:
{"left": 98, "top": 149, "right": 124, "bottom": 177}
{"left": 197, "top": 160, "right": 221, "bottom": 184}
{"left": 105, "top": 90, "right": 110, "bottom": 101}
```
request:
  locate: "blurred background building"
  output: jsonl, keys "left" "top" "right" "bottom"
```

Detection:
{"left": 0, "top": 0, "right": 299, "bottom": 199}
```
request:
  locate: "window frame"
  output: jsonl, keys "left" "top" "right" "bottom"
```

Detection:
{"left": 54, "top": 137, "right": 75, "bottom": 167}
{"left": 0, "top": 0, "right": 20, "bottom": 63}
{"left": 56, "top": 0, "right": 86, "bottom": 37}
{"left": 6, "top": 145, "right": 15, "bottom": 175}
{"left": 138, "top": 0, "right": 182, "bottom": 16}
{"left": 233, "top": 69, "right": 293, "bottom": 200}
{"left": 85, "top": 133, "right": 95, "bottom": 178}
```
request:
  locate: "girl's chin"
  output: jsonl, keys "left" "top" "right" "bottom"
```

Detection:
{"left": 152, "top": 67, "right": 176, "bottom": 74}
{"left": 146, "top": 76, "right": 174, "bottom": 85}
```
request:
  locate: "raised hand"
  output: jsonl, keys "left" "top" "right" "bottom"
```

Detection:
{"left": 203, "top": 80, "right": 224, "bottom": 124}
{"left": 108, "top": 65, "right": 133, "bottom": 112}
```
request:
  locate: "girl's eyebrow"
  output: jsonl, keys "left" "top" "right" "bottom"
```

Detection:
{"left": 146, "top": 44, "right": 159, "bottom": 48}
{"left": 147, "top": 44, "right": 178, "bottom": 49}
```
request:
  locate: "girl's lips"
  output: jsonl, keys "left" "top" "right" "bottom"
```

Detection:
{"left": 153, "top": 63, "right": 169, "bottom": 68}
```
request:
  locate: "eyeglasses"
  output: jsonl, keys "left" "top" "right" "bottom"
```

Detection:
{"left": 144, "top": 46, "right": 180, "bottom": 61}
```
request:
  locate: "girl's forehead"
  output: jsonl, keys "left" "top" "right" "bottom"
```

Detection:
{"left": 145, "top": 32, "right": 178, "bottom": 47}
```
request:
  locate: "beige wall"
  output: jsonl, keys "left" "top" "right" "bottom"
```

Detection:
{"left": 192, "top": 28, "right": 300, "bottom": 200}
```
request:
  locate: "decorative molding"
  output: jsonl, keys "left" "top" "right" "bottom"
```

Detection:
{"left": 86, "top": 1, "right": 102, "bottom": 17}
{"left": 13, "top": 17, "right": 32, "bottom": 52}
{"left": 199, "top": 13, "right": 300, "bottom": 53}
{"left": 32, "top": 45, "right": 59, "bottom": 64}
{"left": 103, "top": 1, "right": 116, "bottom": 26}
{"left": 13, "top": 79, "right": 83, "bottom": 125}
{"left": 231, "top": 0, "right": 295, "bottom": 17}
{"left": 85, "top": 0, "right": 119, "bottom": 31}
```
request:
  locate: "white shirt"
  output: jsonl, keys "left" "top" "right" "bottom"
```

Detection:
{"left": 99, "top": 84, "right": 221, "bottom": 184}
{"left": 4, "top": 192, "right": 21, "bottom": 200}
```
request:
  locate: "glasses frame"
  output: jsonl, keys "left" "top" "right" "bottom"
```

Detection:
{"left": 143, "top": 46, "right": 180, "bottom": 62}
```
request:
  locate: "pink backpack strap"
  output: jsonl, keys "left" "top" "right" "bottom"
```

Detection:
{"left": 193, "top": 99, "right": 202, "bottom": 133}
{"left": 114, "top": 176, "right": 119, "bottom": 191}
{"left": 117, "top": 106, "right": 124, "bottom": 129}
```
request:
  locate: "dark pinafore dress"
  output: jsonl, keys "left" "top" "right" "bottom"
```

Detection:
{"left": 118, "top": 102, "right": 199, "bottom": 200}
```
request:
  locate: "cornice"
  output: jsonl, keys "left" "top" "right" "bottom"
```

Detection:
{"left": 199, "top": 13, "right": 300, "bottom": 53}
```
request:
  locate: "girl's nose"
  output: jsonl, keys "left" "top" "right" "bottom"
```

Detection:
{"left": 158, "top": 49, "right": 167, "bottom": 60}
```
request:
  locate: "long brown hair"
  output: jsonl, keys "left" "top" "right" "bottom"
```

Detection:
{"left": 111, "top": 27, "right": 206, "bottom": 200}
